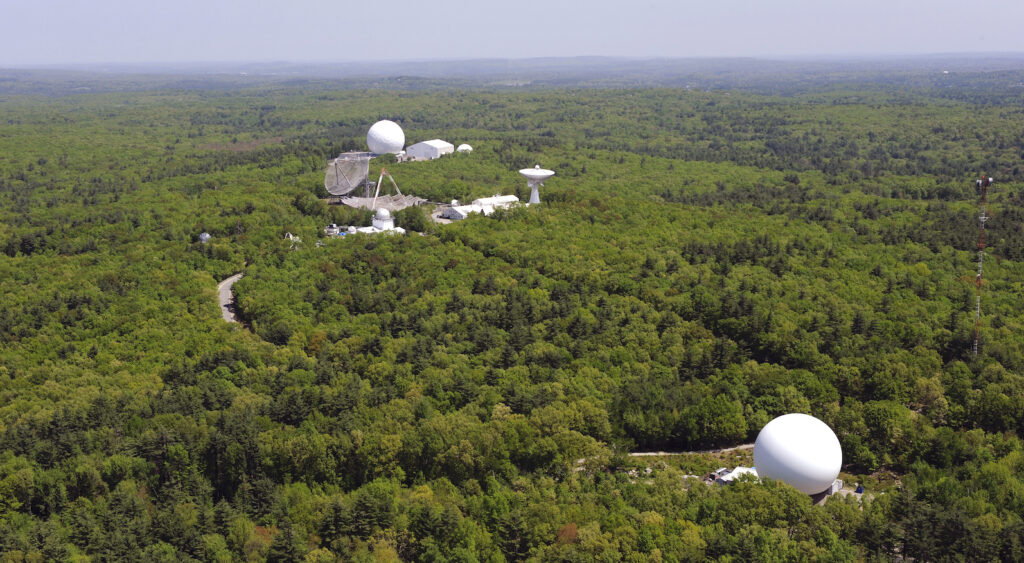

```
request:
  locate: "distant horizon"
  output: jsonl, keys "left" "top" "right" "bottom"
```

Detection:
{"left": 6, "top": 51, "right": 1024, "bottom": 72}
{"left": 4, "top": 0, "right": 1024, "bottom": 67}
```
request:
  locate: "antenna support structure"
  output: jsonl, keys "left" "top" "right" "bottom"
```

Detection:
{"left": 973, "top": 175, "right": 993, "bottom": 357}
{"left": 372, "top": 167, "right": 402, "bottom": 210}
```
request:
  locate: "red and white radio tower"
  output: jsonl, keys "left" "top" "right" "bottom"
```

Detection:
{"left": 973, "top": 175, "right": 993, "bottom": 356}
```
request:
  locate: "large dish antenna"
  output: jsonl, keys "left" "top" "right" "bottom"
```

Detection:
{"left": 325, "top": 151, "right": 373, "bottom": 196}
{"left": 519, "top": 165, "right": 555, "bottom": 205}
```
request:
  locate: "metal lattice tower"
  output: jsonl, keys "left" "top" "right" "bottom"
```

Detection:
{"left": 973, "top": 175, "right": 993, "bottom": 356}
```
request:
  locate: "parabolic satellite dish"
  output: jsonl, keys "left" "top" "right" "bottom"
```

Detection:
{"left": 367, "top": 120, "right": 405, "bottom": 155}
{"left": 519, "top": 164, "right": 555, "bottom": 205}
{"left": 325, "top": 152, "right": 373, "bottom": 196}
{"left": 753, "top": 413, "right": 842, "bottom": 495}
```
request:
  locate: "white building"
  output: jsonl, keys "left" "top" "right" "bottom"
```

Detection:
{"left": 710, "top": 464, "right": 843, "bottom": 499}
{"left": 405, "top": 139, "right": 454, "bottom": 161}
{"left": 356, "top": 208, "right": 405, "bottom": 235}
{"left": 324, "top": 208, "right": 405, "bottom": 237}
{"left": 371, "top": 208, "right": 395, "bottom": 231}
{"left": 715, "top": 466, "right": 758, "bottom": 485}
{"left": 440, "top": 194, "right": 520, "bottom": 220}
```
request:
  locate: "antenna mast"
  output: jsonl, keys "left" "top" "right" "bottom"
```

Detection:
{"left": 973, "top": 175, "right": 993, "bottom": 356}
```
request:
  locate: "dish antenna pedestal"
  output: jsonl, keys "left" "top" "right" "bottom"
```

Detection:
{"left": 519, "top": 165, "right": 555, "bottom": 205}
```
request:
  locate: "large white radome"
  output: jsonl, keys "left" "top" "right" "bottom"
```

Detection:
{"left": 367, "top": 120, "right": 405, "bottom": 155}
{"left": 753, "top": 413, "right": 842, "bottom": 494}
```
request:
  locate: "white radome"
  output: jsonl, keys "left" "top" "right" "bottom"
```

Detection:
{"left": 753, "top": 413, "right": 842, "bottom": 494}
{"left": 456, "top": 143, "right": 473, "bottom": 153}
{"left": 367, "top": 120, "right": 405, "bottom": 155}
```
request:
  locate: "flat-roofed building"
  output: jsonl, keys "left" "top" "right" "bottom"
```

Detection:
{"left": 406, "top": 139, "right": 454, "bottom": 160}
{"left": 439, "top": 194, "right": 520, "bottom": 220}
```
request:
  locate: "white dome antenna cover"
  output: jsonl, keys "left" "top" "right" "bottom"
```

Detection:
{"left": 753, "top": 413, "right": 842, "bottom": 495}
{"left": 367, "top": 120, "right": 405, "bottom": 155}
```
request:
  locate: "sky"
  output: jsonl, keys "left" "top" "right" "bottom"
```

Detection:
{"left": 2, "top": 0, "right": 1023, "bottom": 66}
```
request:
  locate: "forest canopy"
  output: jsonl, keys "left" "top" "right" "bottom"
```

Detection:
{"left": 0, "top": 72, "right": 1023, "bottom": 561}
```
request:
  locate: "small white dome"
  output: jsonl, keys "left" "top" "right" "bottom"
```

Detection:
{"left": 456, "top": 144, "right": 473, "bottom": 153}
{"left": 375, "top": 208, "right": 391, "bottom": 219}
{"left": 367, "top": 120, "right": 405, "bottom": 155}
{"left": 753, "top": 413, "right": 842, "bottom": 495}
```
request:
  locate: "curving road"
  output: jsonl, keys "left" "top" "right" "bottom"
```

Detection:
{"left": 217, "top": 273, "right": 244, "bottom": 323}
{"left": 629, "top": 443, "right": 754, "bottom": 457}
{"left": 575, "top": 443, "right": 754, "bottom": 471}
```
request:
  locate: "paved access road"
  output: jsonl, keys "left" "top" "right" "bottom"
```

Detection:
{"left": 575, "top": 443, "right": 754, "bottom": 471}
{"left": 629, "top": 443, "right": 754, "bottom": 457}
{"left": 217, "top": 273, "right": 244, "bottom": 323}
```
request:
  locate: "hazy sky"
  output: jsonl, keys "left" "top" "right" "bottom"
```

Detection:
{"left": 2, "top": 0, "right": 1023, "bottom": 66}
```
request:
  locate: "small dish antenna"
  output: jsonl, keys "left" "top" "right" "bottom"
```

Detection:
{"left": 519, "top": 164, "right": 555, "bottom": 205}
